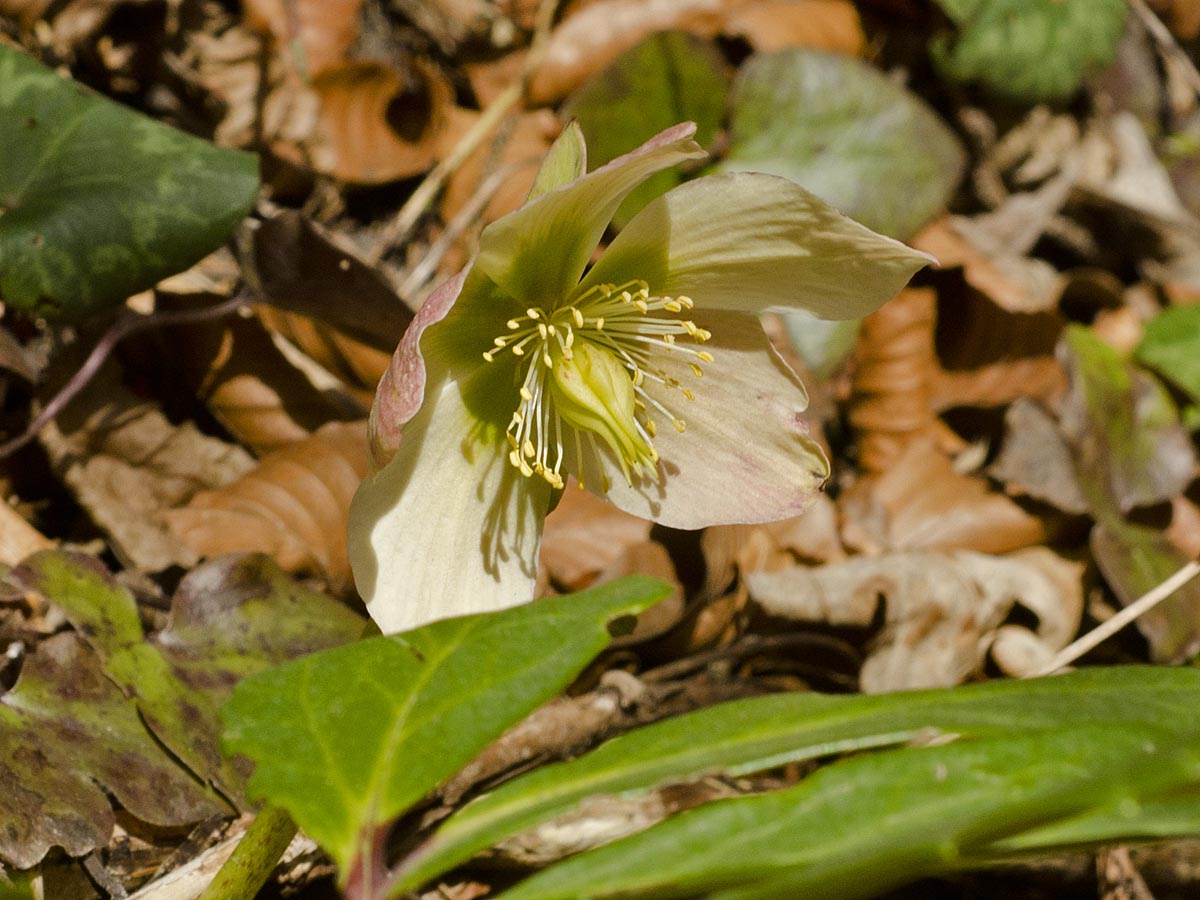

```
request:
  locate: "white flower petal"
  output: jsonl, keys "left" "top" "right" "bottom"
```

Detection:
{"left": 575, "top": 311, "right": 829, "bottom": 529}
{"left": 578, "top": 172, "right": 933, "bottom": 319}
{"left": 474, "top": 123, "right": 705, "bottom": 308}
{"left": 349, "top": 374, "right": 550, "bottom": 633}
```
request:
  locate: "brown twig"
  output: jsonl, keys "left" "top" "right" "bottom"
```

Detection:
{"left": 0, "top": 292, "right": 250, "bottom": 461}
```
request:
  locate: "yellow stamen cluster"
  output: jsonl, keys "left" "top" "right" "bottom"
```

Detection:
{"left": 482, "top": 280, "right": 713, "bottom": 489}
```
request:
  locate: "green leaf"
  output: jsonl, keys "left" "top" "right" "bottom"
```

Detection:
{"left": 221, "top": 576, "right": 670, "bottom": 883}
{"left": 0, "top": 633, "right": 224, "bottom": 869}
{"left": 563, "top": 32, "right": 727, "bottom": 229}
{"left": 7, "top": 552, "right": 361, "bottom": 805}
{"left": 1, "top": 551, "right": 360, "bottom": 868}
{"left": 1061, "top": 324, "right": 1195, "bottom": 514}
{"left": 930, "top": 0, "right": 1128, "bottom": 102}
{"left": 0, "top": 45, "right": 259, "bottom": 320}
{"left": 398, "top": 668, "right": 1200, "bottom": 893}
{"left": 720, "top": 49, "right": 964, "bottom": 241}
{"left": 490, "top": 669, "right": 1200, "bottom": 900}
{"left": 1136, "top": 305, "right": 1200, "bottom": 404}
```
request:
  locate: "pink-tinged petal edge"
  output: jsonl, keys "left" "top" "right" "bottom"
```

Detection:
{"left": 367, "top": 266, "right": 470, "bottom": 469}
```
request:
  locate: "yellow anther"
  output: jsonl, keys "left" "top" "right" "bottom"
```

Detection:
{"left": 646, "top": 419, "right": 657, "bottom": 437}
{"left": 697, "top": 351, "right": 714, "bottom": 362}
{"left": 537, "top": 323, "right": 548, "bottom": 339}
{"left": 526, "top": 308, "right": 541, "bottom": 319}
{"left": 507, "top": 319, "right": 522, "bottom": 330}
{"left": 523, "top": 440, "right": 536, "bottom": 459}
{"left": 483, "top": 351, "right": 495, "bottom": 362}
{"left": 595, "top": 317, "right": 605, "bottom": 330}
{"left": 689, "top": 363, "right": 703, "bottom": 377}
{"left": 682, "top": 389, "right": 695, "bottom": 401}
{"left": 673, "top": 419, "right": 686, "bottom": 433}
{"left": 572, "top": 307, "right": 584, "bottom": 327}
{"left": 519, "top": 387, "right": 533, "bottom": 401}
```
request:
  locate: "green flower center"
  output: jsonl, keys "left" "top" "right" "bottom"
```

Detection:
{"left": 482, "top": 280, "right": 712, "bottom": 490}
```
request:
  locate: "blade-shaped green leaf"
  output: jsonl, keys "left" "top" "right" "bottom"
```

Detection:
{"left": 497, "top": 717, "right": 1200, "bottom": 900}
{"left": 0, "top": 45, "right": 258, "bottom": 319}
{"left": 930, "top": 0, "right": 1127, "bottom": 102}
{"left": 563, "top": 31, "right": 727, "bottom": 229}
{"left": 221, "top": 576, "right": 670, "bottom": 885}
{"left": 720, "top": 49, "right": 964, "bottom": 241}
{"left": 397, "top": 667, "right": 1200, "bottom": 893}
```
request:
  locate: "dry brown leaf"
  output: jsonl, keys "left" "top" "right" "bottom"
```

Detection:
{"left": 243, "top": 0, "right": 364, "bottom": 78}
{"left": 912, "top": 218, "right": 1042, "bottom": 314}
{"left": 539, "top": 481, "right": 652, "bottom": 591}
{"left": 163, "top": 421, "right": 369, "bottom": 592}
{"left": 287, "top": 60, "right": 455, "bottom": 184}
{"left": 440, "top": 107, "right": 559, "bottom": 226}
{"left": 38, "top": 360, "right": 255, "bottom": 572}
{"left": 929, "top": 283, "right": 1066, "bottom": 411}
{"left": 848, "top": 287, "right": 939, "bottom": 473}
{"left": 1149, "top": 0, "right": 1200, "bottom": 39}
{"left": 840, "top": 436, "right": 1048, "bottom": 556}
{"left": 0, "top": 502, "right": 53, "bottom": 568}
{"left": 153, "top": 290, "right": 360, "bottom": 456}
{"left": 700, "top": 493, "right": 844, "bottom": 600}
{"left": 988, "top": 398, "right": 1090, "bottom": 514}
{"left": 256, "top": 307, "right": 390, "bottom": 411}
{"left": 723, "top": 0, "right": 864, "bottom": 55}
{"left": 528, "top": 0, "right": 747, "bottom": 104}
{"left": 747, "top": 547, "right": 1083, "bottom": 691}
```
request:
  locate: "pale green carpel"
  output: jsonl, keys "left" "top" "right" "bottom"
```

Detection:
{"left": 349, "top": 121, "right": 933, "bottom": 634}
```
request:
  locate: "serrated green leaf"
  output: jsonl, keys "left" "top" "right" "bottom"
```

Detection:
{"left": 930, "top": 0, "right": 1127, "bottom": 102}
{"left": 0, "top": 45, "right": 259, "bottom": 320}
{"left": 1136, "top": 305, "right": 1200, "bottom": 404}
{"left": 720, "top": 49, "right": 964, "bottom": 241}
{"left": 221, "top": 576, "right": 670, "bottom": 883}
{"left": 398, "top": 668, "right": 1200, "bottom": 894}
{"left": 563, "top": 32, "right": 727, "bottom": 229}
{"left": 496, "top": 693, "right": 1200, "bottom": 900}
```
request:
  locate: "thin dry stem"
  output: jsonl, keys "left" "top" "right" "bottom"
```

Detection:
{"left": 366, "top": 0, "right": 562, "bottom": 265}
{"left": 1031, "top": 558, "right": 1200, "bottom": 677}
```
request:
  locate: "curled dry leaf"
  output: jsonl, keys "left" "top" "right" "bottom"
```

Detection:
{"left": 162, "top": 301, "right": 361, "bottom": 456}
{"left": 722, "top": 0, "right": 864, "bottom": 55}
{"left": 528, "top": 0, "right": 743, "bottom": 104}
{"left": 243, "top": 0, "right": 364, "bottom": 79}
{"left": 293, "top": 59, "right": 455, "bottom": 184}
{"left": 930, "top": 279, "right": 1066, "bottom": 411}
{"left": 539, "top": 482, "right": 652, "bottom": 591}
{"left": 163, "top": 421, "right": 369, "bottom": 592}
{"left": 701, "top": 494, "right": 844, "bottom": 601}
{"left": 747, "top": 547, "right": 1083, "bottom": 691}
{"left": 849, "top": 287, "right": 940, "bottom": 474}
{"left": 988, "top": 398, "right": 1090, "bottom": 514}
{"left": 840, "top": 436, "right": 1048, "bottom": 556}
{"left": 256, "top": 306, "right": 390, "bottom": 411}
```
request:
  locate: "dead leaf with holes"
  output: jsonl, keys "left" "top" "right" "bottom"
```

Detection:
{"left": 163, "top": 421, "right": 369, "bottom": 592}
{"left": 747, "top": 547, "right": 1083, "bottom": 691}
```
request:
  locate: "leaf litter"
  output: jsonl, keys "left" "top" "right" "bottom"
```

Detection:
{"left": 3, "top": 0, "right": 1200, "bottom": 897}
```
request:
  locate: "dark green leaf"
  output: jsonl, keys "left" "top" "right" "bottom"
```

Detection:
{"left": 721, "top": 49, "right": 964, "bottom": 241}
{"left": 399, "top": 668, "right": 1200, "bottom": 893}
{"left": 0, "top": 45, "right": 259, "bottom": 319}
{"left": 221, "top": 576, "right": 670, "bottom": 881}
{"left": 930, "top": 0, "right": 1127, "bottom": 102}
{"left": 563, "top": 32, "right": 727, "bottom": 229}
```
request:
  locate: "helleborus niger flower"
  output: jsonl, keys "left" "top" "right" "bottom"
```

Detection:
{"left": 349, "top": 122, "right": 932, "bottom": 633}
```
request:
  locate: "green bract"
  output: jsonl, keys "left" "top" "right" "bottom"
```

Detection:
{"left": 348, "top": 122, "right": 931, "bottom": 633}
